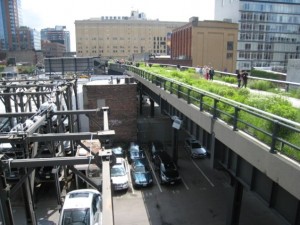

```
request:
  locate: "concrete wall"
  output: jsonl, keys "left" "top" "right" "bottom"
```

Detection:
{"left": 287, "top": 59, "right": 300, "bottom": 84}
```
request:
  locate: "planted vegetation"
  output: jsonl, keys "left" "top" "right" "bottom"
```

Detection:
{"left": 137, "top": 64, "right": 300, "bottom": 161}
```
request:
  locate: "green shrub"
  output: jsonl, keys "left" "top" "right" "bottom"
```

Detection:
{"left": 248, "top": 80, "right": 275, "bottom": 91}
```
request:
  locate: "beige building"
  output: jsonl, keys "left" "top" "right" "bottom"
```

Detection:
{"left": 171, "top": 17, "right": 238, "bottom": 73}
{"left": 75, "top": 11, "right": 185, "bottom": 59}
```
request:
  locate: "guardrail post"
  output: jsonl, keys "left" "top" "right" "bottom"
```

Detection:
{"left": 199, "top": 94, "right": 203, "bottom": 111}
{"left": 213, "top": 99, "right": 218, "bottom": 119}
{"left": 270, "top": 120, "right": 279, "bottom": 154}
{"left": 163, "top": 80, "right": 166, "bottom": 90}
{"left": 286, "top": 84, "right": 289, "bottom": 92}
{"left": 233, "top": 107, "right": 240, "bottom": 131}
{"left": 187, "top": 89, "right": 191, "bottom": 104}
{"left": 170, "top": 83, "right": 173, "bottom": 94}
{"left": 177, "top": 85, "right": 181, "bottom": 98}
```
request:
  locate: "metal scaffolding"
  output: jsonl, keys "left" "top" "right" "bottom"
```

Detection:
{"left": 0, "top": 77, "right": 115, "bottom": 225}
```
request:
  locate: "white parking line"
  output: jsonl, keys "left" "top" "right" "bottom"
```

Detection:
{"left": 180, "top": 176, "right": 190, "bottom": 190}
{"left": 192, "top": 159, "right": 215, "bottom": 187}
{"left": 145, "top": 150, "right": 163, "bottom": 192}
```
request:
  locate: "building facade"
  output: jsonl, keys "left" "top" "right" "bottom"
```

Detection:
{"left": 75, "top": 11, "right": 185, "bottom": 59}
{"left": 41, "top": 40, "right": 65, "bottom": 58}
{"left": 171, "top": 17, "right": 238, "bottom": 72}
{"left": 18, "top": 26, "right": 41, "bottom": 50}
{"left": 0, "top": 0, "right": 22, "bottom": 51}
{"left": 215, "top": 0, "right": 300, "bottom": 72}
{"left": 41, "top": 26, "right": 71, "bottom": 52}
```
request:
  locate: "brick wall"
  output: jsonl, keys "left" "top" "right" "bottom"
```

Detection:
{"left": 83, "top": 83, "right": 137, "bottom": 144}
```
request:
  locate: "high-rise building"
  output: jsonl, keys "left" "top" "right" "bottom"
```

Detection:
{"left": 41, "top": 26, "right": 70, "bottom": 52}
{"left": 19, "top": 26, "right": 41, "bottom": 50}
{"left": 215, "top": 0, "right": 300, "bottom": 72}
{"left": 75, "top": 11, "right": 185, "bottom": 59}
{"left": 0, "top": 0, "right": 23, "bottom": 51}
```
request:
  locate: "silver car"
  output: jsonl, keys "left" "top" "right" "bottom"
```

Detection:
{"left": 184, "top": 138, "right": 207, "bottom": 159}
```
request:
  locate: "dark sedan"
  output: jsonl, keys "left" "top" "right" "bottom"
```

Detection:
{"left": 130, "top": 159, "right": 153, "bottom": 188}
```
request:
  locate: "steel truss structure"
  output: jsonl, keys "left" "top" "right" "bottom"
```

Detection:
{"left": 0, "top": 77, "right": 115, "bottom": 225}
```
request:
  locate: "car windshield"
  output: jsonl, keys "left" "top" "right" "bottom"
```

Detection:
{"left": 62, "top": 208, "right": 90, "bottom": 225}
{"left": 130, "top": 150, "right": 144, "bottom": 158}
{"left": 111, "top": 166, "right": 125, "bottom": 176}
{"left": 112, "top": 147, "right": 123, "bottom": 154}
{"left": 191, "top": 142, "right": 201, "bottom": 148}
{"left": 135, "top": 165, "right": 146, "bottom": 173}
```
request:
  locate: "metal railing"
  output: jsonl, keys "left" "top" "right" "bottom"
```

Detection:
{"left": 112, "top": 64, "right": 300, "bottom": 162}
{"left": 137, "top": 63, "right": 300, "bottom": 92}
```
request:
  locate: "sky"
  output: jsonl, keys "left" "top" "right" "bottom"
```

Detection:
{"left": 22, "top": 0, "right": 215, "bottom": 52}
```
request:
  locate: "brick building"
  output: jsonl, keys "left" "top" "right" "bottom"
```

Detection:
{"left": 83, "top": 78, "right": 137, "bottom": 143}
{"left": 171, "top": 17, "right": 238, "bottom": 73}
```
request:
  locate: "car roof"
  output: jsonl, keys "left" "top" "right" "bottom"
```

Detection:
{"left": 63, "top": 189, "right": 100, "bottom": 209}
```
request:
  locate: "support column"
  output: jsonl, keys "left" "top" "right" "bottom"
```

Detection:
{"left": 139, "top": 90, "right": 143, "bottom": 115}
{"left": 0, "top": 174, "right": 14, "bottom": 225}
{"left": 22, "top": 178, "right": 37, "bottom": 225}
{"left": 150, "top": 99, "right": 154, "bottom": 118}
{"left": 172, "top": 128, "right": 178, "bottom": 166}
{"left": 226, "top": 179, "right": 244, "bottom": 225}
{"left": 209, "top": 132, "right": 216, "bottom": 169}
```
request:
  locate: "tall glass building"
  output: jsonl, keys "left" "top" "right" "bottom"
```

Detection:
{"left": 215, "top": 0, "right": 300, "bottom": 72}
{"left": 0, "top": 0, "right": 23, "bottom": 51}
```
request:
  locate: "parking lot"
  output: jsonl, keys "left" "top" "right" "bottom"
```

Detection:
{"left": 9, "top": 142, "right": 282, "bottom": 225}
{"left": 112, "top": 144, "right": 282, "bottom": 225}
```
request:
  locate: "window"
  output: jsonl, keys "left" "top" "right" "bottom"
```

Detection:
{"left": 245, "top": 44, "right": 251, "bottom": 50}
{"left": 227, "top": 41, "right": 233, "bottom": 51}
{"left": 227, "top": 53, "right": 233, "bottom": 59}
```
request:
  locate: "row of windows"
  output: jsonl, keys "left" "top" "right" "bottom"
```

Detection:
{"left": 240, "top": 12, "right": 300, "bottom": 24}
{"left": 240, "top": 33, "right": 299, "bottom": 42}
{"left": 78, "top": 37, "right": 165, "bottom": 41}
{"left": 238, "top": 51, "right": 299, "bottom": 60}
{"left": 240, "top": 22, "right": 300, "bottom": 33}
{"left": 77, "top": 49, "right": 166, "bottom": 54}
{"left": 242, "top": 2, "right": 300, "bottom": 14}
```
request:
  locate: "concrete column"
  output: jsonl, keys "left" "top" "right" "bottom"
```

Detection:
{"left": 226, "top": 179, "right": 244, "bottom": 225}
{"left": 150, "top": 99, "right": 154, "bottom": 118}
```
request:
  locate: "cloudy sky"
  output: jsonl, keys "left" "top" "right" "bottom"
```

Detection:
{"left": 22, "top": 0, "right": 215, "bottom": 51}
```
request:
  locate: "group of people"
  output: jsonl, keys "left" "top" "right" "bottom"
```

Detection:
{"left": 236, "top": 70, "right": 248, "bottom": 88}
{"left": 196, "top": 66, "right": 248, "bottom": 88}
{"left": 196, "top": 65, "right": 215, "bottom": 80}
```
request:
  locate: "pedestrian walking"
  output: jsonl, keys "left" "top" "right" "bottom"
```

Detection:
{"left": 236, "top": 70, "right": 241, "bottom": 88}
{"left": 205, "top": 66, "right": 210, "bottom": 80}
{"left": 209, "top": 67, "right": 215, "bottom": 80}
{"left": 241, "top": 71, "right": 248, "bottom": 88}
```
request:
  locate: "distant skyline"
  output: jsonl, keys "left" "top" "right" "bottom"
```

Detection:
{"left": 22, "top": 0, "right": 215, "bottom": 52}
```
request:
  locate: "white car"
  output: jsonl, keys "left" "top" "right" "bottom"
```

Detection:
{"left": 58, "top": 189, "right": 102, "bottom": 225}
{"left": 185, "top": 138, "right": 207, "bottom": 159}
{"left": 111, "top": 158, "right": 129, "bottom": 191}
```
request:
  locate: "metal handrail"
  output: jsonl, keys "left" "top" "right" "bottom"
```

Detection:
{"left": 115, "top": 64, "right": 300, "bottom": 161}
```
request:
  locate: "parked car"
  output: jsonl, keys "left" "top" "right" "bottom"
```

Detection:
{"left": 153, "top": 151, "right": 181, "bottom": 185}
{"left": 148, "top": 140, "right": 164, "bottom": 161}
{"left": 130, "top": 159, "right": 153, "bottom": 188}
{"left": 110, "top": 158, "right": 129, "bottom": 191}
{"left": 184, "top": 138, "right": 207, "bottom": 159}
{"left": 127, "top": 143, "right": 145, "bottom": 164}
{"left": 58, "top": 189, "right": 102, "bottom": 225}
{"left": 111, "top": 146, "right": 125, "bottom": 158}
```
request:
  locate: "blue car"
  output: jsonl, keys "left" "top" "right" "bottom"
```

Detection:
{"left": 130, "top": 159, "right": 153, "bottom": 188}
